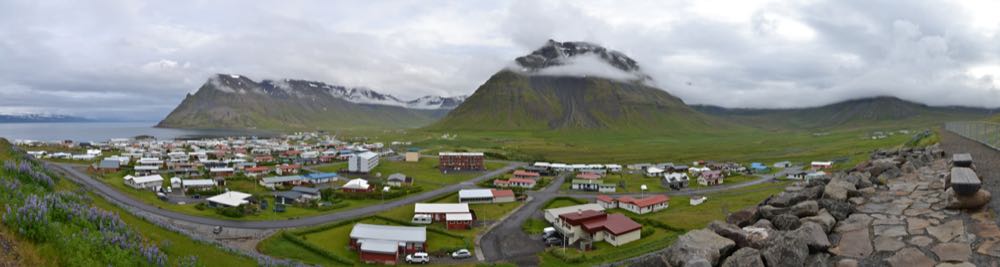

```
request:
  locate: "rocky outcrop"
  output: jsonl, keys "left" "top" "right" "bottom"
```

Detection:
{"left": 663, "top": 229, "right": 736, "bottom": 266}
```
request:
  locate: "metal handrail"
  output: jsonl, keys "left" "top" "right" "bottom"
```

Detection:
{"left": 944, "top": 121, "right": 1000, "bottom": 150}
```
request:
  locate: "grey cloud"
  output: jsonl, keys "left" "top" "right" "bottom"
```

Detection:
{"left": 1, "top": 0, "right": 999, "bottom": 120}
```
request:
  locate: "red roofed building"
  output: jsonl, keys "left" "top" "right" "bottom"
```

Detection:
{"left": 556, "top": 210, "right": 642, "bottom": 247}
{"left": 490, "top": 189, "right": 516, "bottom": 203}
{"left": 276, "top": 164, "right": 301, "bottom": 175}
{"left": 513, "top": 170, "right": 541, "bottom": 179}
{"left": 254, "top": 155, "right": 274, "bottom": 163}
{"left": 596, "top": 195, "right": 669, "bottom": 215}
{"left": 576, "top": 173, "right": 602, "bottom": 180}
{"left": 244, "top": 166, "right": 271, "bottom": 177}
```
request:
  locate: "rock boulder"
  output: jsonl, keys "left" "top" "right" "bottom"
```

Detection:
{"left": 664, "top": 229, "right": 736, "bottom": 267}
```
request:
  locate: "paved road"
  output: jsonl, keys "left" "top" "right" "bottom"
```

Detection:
{"left": 939, "top": 130, "right": 1000, "bottom": 219}
{"left": 561, "top": 166, "right": 802, "bottom": 199}
{"left": 47, "top": 161, "right": 524, "bottom": 229}
{"left": 479, "top": 173, "right": 568, "bottom": 266}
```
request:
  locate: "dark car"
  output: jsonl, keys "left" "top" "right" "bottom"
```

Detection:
{"left": 544, "top": 237, "right": 563, "bottom": 246}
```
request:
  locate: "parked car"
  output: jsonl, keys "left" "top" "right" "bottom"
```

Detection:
{"left": 406, "top": 252, "right": 430, "bottom": 264}
{"left": 450, "top": 249, "right": 472, "bottom": 259}
{"left": 544, "top": 237, "right": 563, "bottom": 246}
{"left": 212, "top": 226, "right": 223, "bottom": 235}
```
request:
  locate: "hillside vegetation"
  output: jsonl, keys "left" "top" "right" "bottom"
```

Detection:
{"left": 429, "top": 71, "right": 737, "bottom": 132}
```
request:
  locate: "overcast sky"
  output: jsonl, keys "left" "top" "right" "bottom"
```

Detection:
{"left": 2, "top": 0, "right": 1000, "bottom": 120}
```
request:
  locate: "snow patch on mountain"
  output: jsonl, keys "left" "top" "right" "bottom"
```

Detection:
{"left": 206, "top": 74, "right": 464, "bottom": 109}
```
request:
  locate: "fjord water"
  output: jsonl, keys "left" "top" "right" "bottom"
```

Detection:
{"left": 0, "top": 122, "right": 274, "bottom": 142}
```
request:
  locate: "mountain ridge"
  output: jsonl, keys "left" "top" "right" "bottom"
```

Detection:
{"left": 156, "top": 74, "right": 459, "bottom": 130}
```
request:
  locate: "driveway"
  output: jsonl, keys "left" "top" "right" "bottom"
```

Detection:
{"left": 47, "top": 161, "right": 524, "bottom": 229}
{"left": 479, "top": 173, "right": 567, "bottom": 266}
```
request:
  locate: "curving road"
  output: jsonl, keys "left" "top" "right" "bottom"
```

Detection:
{"left": 47, "top": 161, "right": 524, "bottom": 229}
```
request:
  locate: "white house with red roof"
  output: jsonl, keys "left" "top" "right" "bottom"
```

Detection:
{"left": 596, "top": 195, "right": 670, "bottom": 214}
{"left": 555, "top": 210, "right": 642, "bottom": 247}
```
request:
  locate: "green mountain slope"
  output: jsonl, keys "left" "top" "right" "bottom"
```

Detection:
{"left": 694, "top": 96, "right": 996, "bottom": 130}
{"left": 428, "top": 70, "right": 732, "bottom": 132}
{"left": 157, "top": 75, "right": 452, "bottom": 131}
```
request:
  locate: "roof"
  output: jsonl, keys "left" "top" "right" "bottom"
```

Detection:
{"left": 359, "top": 239, "right": 399, "bottom": 254}
{"left": 304, "top": 172, "right": 338, "bottom": 180}
{"left": 207, "top": 191, "right": 252, "bottom": 207}
{"left": 811, "top": 161, "right": 833, "bottom": 165}
{"left": 576, "top": 173, "right": 602, "bottom": 180}
{"left": 617, "top": 195, "right": 669, "bottom": 208}
{"left": 459, "top": 189, "right": 494, "bottom": 199}
{"left": 545, "top": 203, "right": 605, "bottom": 217}
{"left": 134, "top": 165, "right": 160, "bottom": 170}
{"left": 439, "top": 152, "right": 484, "bottom": 156}
{"left": 273, "top": 190, "right": 304, "bottom": 200}
{"left": 182, "top": 179, "right": 215, "bottom": 187}
{"left": 350, "top": 223, "right": 426, "bottom": 243}
{"left": 513, "top": 170, "right": 540, "bottom": 177}
{"left": 387, "top": 173, "right": 407, "bottom": 181}
{"left": 596, "top": 195, "right": 614, "bottom": 203}
{"left": 98, "top": 159, "right": 120, "bottom": 168}
{"left": 261, "top": 175, "right": 303, "bottom": 184}
{"left": 446, "top": 213, "right": 474, "bottom": 221}
{"left": 559, "top": 209, "right": 605, "bottom": 222}
{"left": 508, "top": 178, "right": 536, "bottom": 184}
{"left": 353, "top": 151, "right": 378, "bottom": 159}
{"left": 587, "top": 213, "right": 642, "bottom": 235}
{"left": 414, "top": 203, "right": 470, "bottom": 214}
{"left": 210, "top": 167, "right": 234, "bottom": 172}
{"left": 343, "top": 178, "right": 370, "bottom": 189}
{"left": 291, "top": 186, "right": 320, "bottom": 194}
{"left": 126, "top": 174, "right": 163, "bottom": 184}
{"left": 245, "top": 166, "right": 270, "bottom": 172}
{"left": 490, "top": 189, "right": 514, "bottom": 198}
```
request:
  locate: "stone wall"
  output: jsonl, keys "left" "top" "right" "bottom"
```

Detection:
{"left": 620, "top": 144, "right": 998, "bottom": 266}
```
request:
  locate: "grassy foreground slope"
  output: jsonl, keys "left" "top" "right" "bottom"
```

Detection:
{"left": 0, "top": 139, "right": 255, "bottom": 266}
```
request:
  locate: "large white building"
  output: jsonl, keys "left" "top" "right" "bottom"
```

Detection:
{"left": 348, "top": 152, "right": 379, "bottom": 173}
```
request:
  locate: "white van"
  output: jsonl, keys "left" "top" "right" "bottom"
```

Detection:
{"left": 411, "top": 214, "right": 432, "bottom": 224}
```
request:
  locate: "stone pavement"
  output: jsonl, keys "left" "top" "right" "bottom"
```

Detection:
{"left": 840, "top": 158, "right": 999, "bottom": 267}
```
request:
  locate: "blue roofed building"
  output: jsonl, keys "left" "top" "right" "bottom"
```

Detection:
{"left": 303, "top": 172, "right": 338, "bottom": 184}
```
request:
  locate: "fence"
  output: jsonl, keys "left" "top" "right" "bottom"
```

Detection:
{"left": 944, "top": 121, "right": 1000, "bottom": 150}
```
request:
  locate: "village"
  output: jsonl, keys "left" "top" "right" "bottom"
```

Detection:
{"left": 16, "top": 133, "right": 843, "bottom": 265}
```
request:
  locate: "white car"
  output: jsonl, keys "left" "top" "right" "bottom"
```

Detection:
{"left": 450, "top": 249, "right": 472, "bottom": 259}
{"left": 405, "top": 252, "right": 430, "bottom": 264}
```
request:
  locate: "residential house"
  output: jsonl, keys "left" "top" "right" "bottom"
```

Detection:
{"left": 690, "top": 196, "right": 707, "bottom": 206}
{"left": 413, "top": 203, "right": 472, "bottom": 222}
{"left": 260, "top": 175, "right": 303, "bottom": 189}
{"left": 302, "top": 172, "right": 338, "bottom": 184}
{"left": 207, "top": 191, "right": 252, "bottom": 208}
{"left": 698, "top": 170, "right": 724, "bottom": 186}
{"left": 210, "top": 167, "right": 235, "bottom": 178}
{"left": 438, "top": 152, "right": 485, "bottom": 172}
{"left": 543, "top": 203, "right": 605, "bottom": 224}
{"left": 596, "top": 195, "right": 669, "bottom": 214}
{"left": 124, "top": 174, "right": 163, "bottom": 190}
{"left": 244, "top": 166, "right": 271, "bottom": 178}
{"left": 605, "top": 164, "right": 623, "bottom": 173}
{"left": 275, "top": 164, "right": 301, "bottom": 175}
{"left": 493, "top": 178, "right": 535, "bottom": 189}
{"left": 662, "top": 172, "right": 690, "bottom": 190}
{"left": 273, "top": 186, "right": 322, "bottom": 205}
{"left": 181, "top": 179, "right": 216, "bottom": 191}
{"left": 576, "top": 172, "right": 602, "bottom": 180}
{"left": 554, "top": 210, "right": 642, "bottom": 247}
{"left": 349, "top": 224, "right": 426, "bottom": 265}
{"left": 94, "top": 159, "right": 121, "bottom": 173}
{"left": 645, "top": 167, "right": 665, "bottom": 177}
{"left": 445, "top": 213, "right": 474, "bottom": 230}
{"left": 404, "top": 148, "right": 420, "bottom": 162}
{"left": 386, "top": 173, "right": 412, "bottom": 187}
{"left": 348, "top": 152, "right": 379, "bottom": 173}
{"left": 811, "top": 161, "right": 833, "bottom": 170}
{"left": 571, "top": 179, "right": 616, "bottom": 193}
{"left": 342, "top": 178, "right": 373, "bottom": 193}
{"left": 773, "top": 161, "right": 792, "bottom": 168}
{"left": 750, "top": 162, "right": 769, "bottom": 172}
{"left": 513, "top": 170, "right": 541, "bottom": 180}
{"left": 457, "top": 189, "right": 515, "bottom": 204}
{"left": 133, "top": 165, "right": 161, "bottom": 176}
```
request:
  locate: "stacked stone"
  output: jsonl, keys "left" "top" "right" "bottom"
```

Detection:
{"left": 635, "top": 145, "right": 960, "bottom": 267}
{"left": 944, "top": 153, "right": 991, "bottom": 210}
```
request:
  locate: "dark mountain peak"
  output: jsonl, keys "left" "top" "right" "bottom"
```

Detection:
{"left": 515, "top": 40, "right": 645, "bottom": 76}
